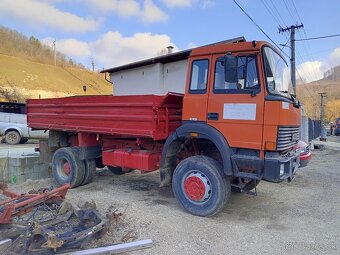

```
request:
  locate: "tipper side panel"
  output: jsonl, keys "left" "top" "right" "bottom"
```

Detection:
{"left": 27, "top": 93, "right": 183, "bottom": 140}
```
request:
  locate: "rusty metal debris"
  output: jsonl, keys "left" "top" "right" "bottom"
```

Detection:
{"left": 0, "top": 185, "right": 106, "bottom": 254}
{"left": 26, "top": 201, "right": 106, "bottom": 252}
{"left": 0, "top": 183, "right": 69, "bottom": 224}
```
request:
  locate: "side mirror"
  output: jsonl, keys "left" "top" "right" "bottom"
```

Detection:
{"left": 224, "top": 54, "right": 238, "bottom": 83}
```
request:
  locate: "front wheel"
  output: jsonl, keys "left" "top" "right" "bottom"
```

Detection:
{"left": 172, "top": 156, "right": 230, "bottom": 217}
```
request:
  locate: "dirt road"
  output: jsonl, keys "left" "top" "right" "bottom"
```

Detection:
{"left": 12, "top": 146, "right": 340, "bottom": 255}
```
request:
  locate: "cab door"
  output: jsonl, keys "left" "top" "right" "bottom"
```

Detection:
{"left": 182, "top": 56, "right": 212, "bottom": 122}
{"left": 207, "top": 53, "right": 265, "bottom": 150}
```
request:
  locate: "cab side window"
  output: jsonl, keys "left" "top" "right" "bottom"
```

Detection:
{"left": 189, "top": 59, "right": 209, "bottom": 93}
{"left": 214, "top": 56, "right": 259, "bottom": 93}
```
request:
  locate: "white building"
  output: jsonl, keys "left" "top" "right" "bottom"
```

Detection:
{"left": 101, "top": 37, "right": 245, "bottom": 96}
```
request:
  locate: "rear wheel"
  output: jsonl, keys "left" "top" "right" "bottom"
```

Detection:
{"left": 81, "top": 159, "right": 96, "bottom": 185}
{"left": 5, "top": 131, "right": 21, "bottom": 145}
{"left": 172, "top": 155, "right": 230, "bottom": 217}
{"left": 52, "top": 147, "right": 85, "bottom": 188}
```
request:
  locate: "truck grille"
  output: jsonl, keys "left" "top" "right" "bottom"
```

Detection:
{"left": 277, "top": 126, "right": 300, "bottom": 151}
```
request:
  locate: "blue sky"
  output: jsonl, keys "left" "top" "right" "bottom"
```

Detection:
{"left": 0, "top": 0, "right": 339, "bottom": 82}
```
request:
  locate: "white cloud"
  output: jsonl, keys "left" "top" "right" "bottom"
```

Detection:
{"left": 297, "top": 47, "right": 340, "bottom": 83}
{"left": 202, "top": 0, "right": 215, "bottom": 8}
{"left": 142, "top": 0, "right": 168, "bottom": 23}
{"left": 0, "top": 0, "right": 98, "bottom": 32}
{"left": 161, "top": 0, "right": 193, "bottom": 8}
{"left": 187, "top": 42, "right": 198, "bottom": 49}
{"left": 329, "top": 47, "right": 340, "bottom": 67}
{"left": 42, "top": 38, "right": 91, "bottom": 59}
{"left": 90, "top": 31, "right": 175, "bottom": 67}
{"left": 84, "top": 0, "right": 140, "bottom": 17}
{"left": 45, "top": 31, "right": 177, "bottom": 68}
{"left": 83, "top": 0, "right": 167, "bottom": 23}
{"left": 297, "top": 61, "right": 323, "bottom": 83}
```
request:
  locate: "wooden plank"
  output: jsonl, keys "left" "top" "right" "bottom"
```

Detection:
{"left": 62, "top": 239, "right": 153, "bottom": 255}
{"left": 0, "top": 239, "right": 12, "bottom": 253}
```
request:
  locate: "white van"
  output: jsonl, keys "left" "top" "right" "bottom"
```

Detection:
{"left": 0, "top": 102, "right": 48, "bottom": 144}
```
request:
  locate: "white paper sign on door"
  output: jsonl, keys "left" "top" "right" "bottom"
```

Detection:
{"left": 223, "top": 103, "right": 256, "bottom": 120}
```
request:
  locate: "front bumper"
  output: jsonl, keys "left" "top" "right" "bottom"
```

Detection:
{"left": 263, "top": 150, "right": 300, "bottom": 182}
{"left": 299, "top": 151, "right": 311, "bottom": 168}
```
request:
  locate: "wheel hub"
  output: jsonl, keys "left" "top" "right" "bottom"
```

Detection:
{"left": 63, "top": 162, "right": 71, "bottom": 175}
{"left": 8, "top": 134, "right": 16, "bottom": 141}
{"left": 183, "top": 172, "right": 211, "bottom": 202}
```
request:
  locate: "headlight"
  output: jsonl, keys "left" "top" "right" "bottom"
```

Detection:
{"left": 296, "top": 147, "right": 306, "bottom": 154}
{"left": 280, "top": 164, "right": 285, "bottom": 176}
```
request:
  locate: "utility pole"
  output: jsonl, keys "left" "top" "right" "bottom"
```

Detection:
{"left": 279, "top": 23, "right": 304, "bottom": 96}
{"left": 91, "top": 59, "right": 95, "bottom": 72}
{"left": 53, "top": 39, "right": 57, "bottom": 66}
{"left": 319, "top": 92, "right": 327, "bottom": 141}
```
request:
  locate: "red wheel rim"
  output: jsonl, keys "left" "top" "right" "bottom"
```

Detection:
{"left": 184, "top": 176, "right": 206, "bottom": 201}
{"left": 63, "top": 162, "right": 71, "bottom": 175}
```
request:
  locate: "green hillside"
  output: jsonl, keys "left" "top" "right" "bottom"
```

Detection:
{"left": 0, "top": 54, "right": 112, "bottom": 100}
{"left": 0, "top": 26, "right": 112, "bottom": 101}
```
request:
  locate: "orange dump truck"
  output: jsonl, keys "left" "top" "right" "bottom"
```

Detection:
{"left": 27, "top": 38, "right": 301, "bottom": 216}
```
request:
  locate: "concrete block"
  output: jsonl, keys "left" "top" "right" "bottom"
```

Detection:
{"left": 9, "top": 157, "right": 21, "bottom": 167}
{"left": 0, "top": 154, "right": 50, "bottom": 183}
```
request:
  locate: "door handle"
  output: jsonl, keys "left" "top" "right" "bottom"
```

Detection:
{"left": 207, "top": 112, "right": 219, "bottom": 120}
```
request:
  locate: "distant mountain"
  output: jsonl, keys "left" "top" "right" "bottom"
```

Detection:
{"left": 0, "top": 26, "right": 112, "bottom": 102}
{"left": 297, "top": 65, "right": 340, "bottom": 122}
{"left": 323, "top": 65, "right": 340, "bottom": 81}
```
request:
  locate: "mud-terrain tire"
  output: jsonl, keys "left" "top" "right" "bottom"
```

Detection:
{"left": 81, "top": 159, "right": 96, "bottom": 185}
{"left": 172, "top": 155, "right": 230, "bottom": 217}
{"left": 5, "top": 131, "right": 21, "bottom": 145}
{"left": 52, "top": 147, "right": 85, "bottom": 188}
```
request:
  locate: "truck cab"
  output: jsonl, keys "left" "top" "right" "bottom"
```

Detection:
{"left": 161, "top": 41, "right": 301, "bottom": 205}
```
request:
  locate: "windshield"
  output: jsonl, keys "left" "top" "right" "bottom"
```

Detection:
{"left": 263, "top": 47, "right": 293, "bottom": 97}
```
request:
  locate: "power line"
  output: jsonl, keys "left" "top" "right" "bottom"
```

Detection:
{"left": 232, "top": 0, "right": 288, "bottom": 57}
{"left": 296, "top": 69, "right": 315, "bottom": 98}
{"left": 279, "top": 24, "right": 304, "bottom": 95}
{"left": 267, "top": 1, "right": 315, "bottom": 98}
{"left": 281, "top": 1, "right": 324, "bottom": 93}
{"left": 260, "top": 0, "right": 281, "bottom": 27}
{"left": 282, "top": 0, "right": 296, "bottom": 21}
{"left": 295, "top": 33, "right": 340, "bottom": 41}
{"left": 290, "top": 0, "right": 303, "bottom": 24}
{"left": 268, "top": 0, "right": 287, "bottom": 27}
{"left": 61, "top": 66, "right": 103, "bottom": 95}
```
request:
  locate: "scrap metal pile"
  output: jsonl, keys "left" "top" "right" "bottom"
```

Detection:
{"left": 0, "top": 184, "right": 106, "bottom": 254}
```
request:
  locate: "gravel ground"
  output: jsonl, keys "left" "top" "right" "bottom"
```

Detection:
{"left": 10, "top": 145, "right": 340, "bottom": 255}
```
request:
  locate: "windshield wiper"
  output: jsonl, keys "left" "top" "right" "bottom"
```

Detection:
{"left": 280, "top": 90, "right": 289, "bottom": 93}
